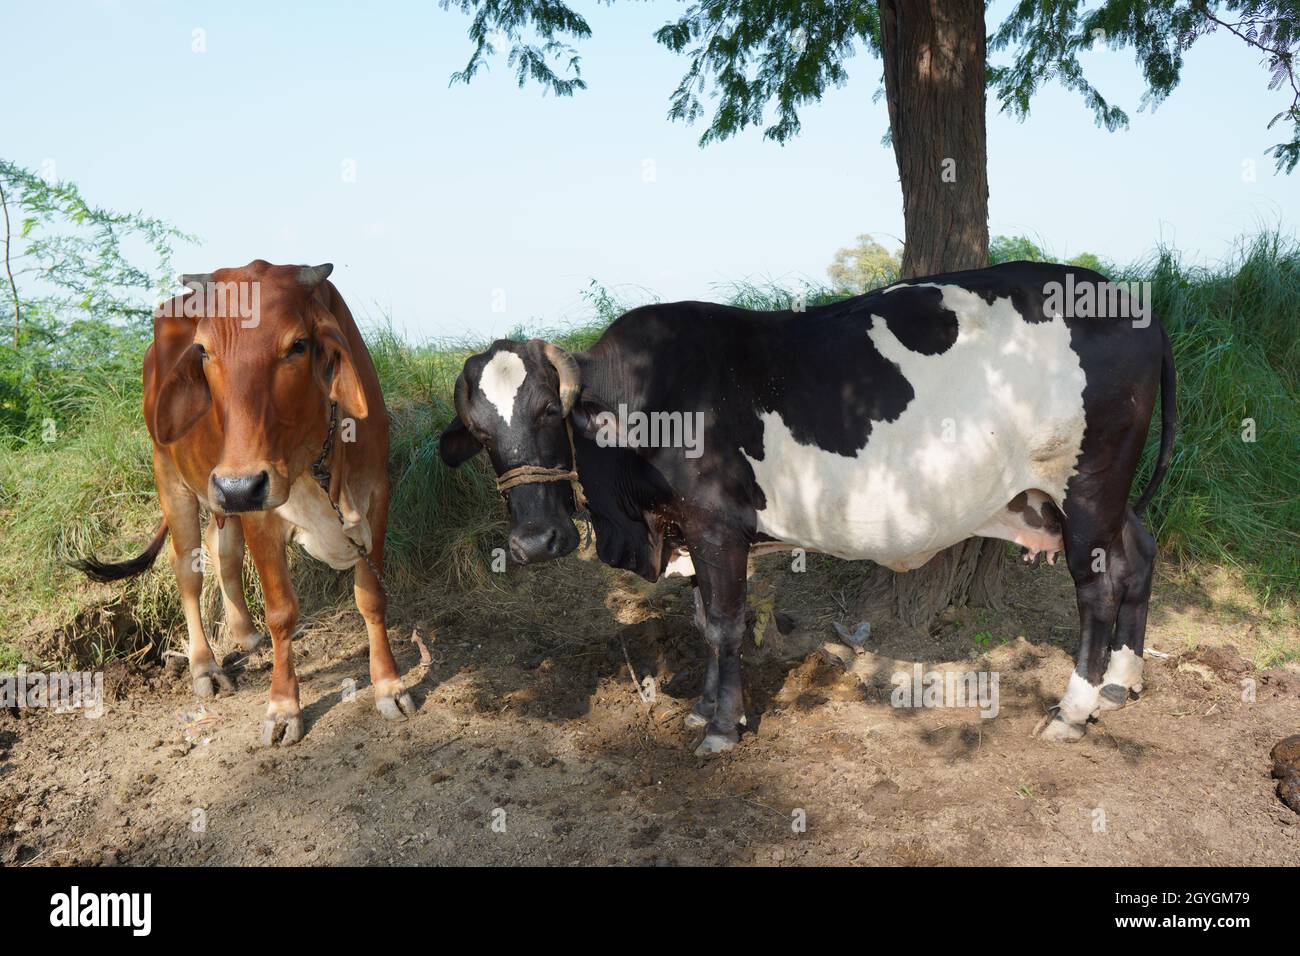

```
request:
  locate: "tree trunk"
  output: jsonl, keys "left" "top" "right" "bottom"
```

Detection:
{"left": 858, "top": 0, "right": 1004, "bottom": 630}
{"left": 879, "top": 0, "right": 989, "bottom": 276}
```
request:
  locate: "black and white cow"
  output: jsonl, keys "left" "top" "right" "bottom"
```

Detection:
{"left": 439, "top": 261, "right": 1176, "bottom": 755}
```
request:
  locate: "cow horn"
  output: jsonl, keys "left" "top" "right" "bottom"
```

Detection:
{"left": 542, "top": 342, "right": 581, "bottom": 415}
{"left": 180, "top": 273, "right": 212, "bottom": 290}
{"left": 298, "top": 263, "right": 334, "bottom": 289}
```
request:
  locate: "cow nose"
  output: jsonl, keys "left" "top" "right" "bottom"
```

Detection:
{"left": 211, "top": 471, "right": 270, "bottom": 513}
{"left": 509, "top": 526, "right": 559, "bottom": 564}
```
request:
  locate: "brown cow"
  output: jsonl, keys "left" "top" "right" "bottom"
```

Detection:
{"left": 73, "top": 260, "right": 413, "bottom": 745}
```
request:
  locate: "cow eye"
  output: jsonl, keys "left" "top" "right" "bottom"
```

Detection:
{"left": 194, "top": 343, "right": 208, "bottom": 360}
{"left": 542, "top": 402, "right": 561, "bottom": 419}
{"left": 287, "top": 338, "right": 308, "bottom": 356}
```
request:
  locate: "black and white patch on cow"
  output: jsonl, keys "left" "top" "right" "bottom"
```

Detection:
{"left": 740, "top": 282, "right": 1084, "bottom": 572}
{"left": 439, "top": 261, "right": 1176, "bottom": 756}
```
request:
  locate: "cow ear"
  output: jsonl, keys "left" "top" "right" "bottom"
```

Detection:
{"left": 438, "top": 416, "right": 482, "bottom": 467}
{"left": 310, "top": 307, "right": 368, "bottom": 420}
{"left": 154, "top": 344, "right": 211, "bottom": 444}
{"left": 570, "top": 389, "right": 614, "bottom": 440}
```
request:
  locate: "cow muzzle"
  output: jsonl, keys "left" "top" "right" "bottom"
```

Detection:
{"left": 210, "top": 471, "right": 270, "bottom": 513}
{"left": 508, "top": 520, "right": 580, "bottom": 565}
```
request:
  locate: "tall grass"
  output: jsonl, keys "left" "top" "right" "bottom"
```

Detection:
{"left": 1121, "top": 232, "right": 1299, "bottom": 602}
{"left": 368, "top": 326, "right": 503, "bottom": 594}
{"left": 0, "top": 365, "right": 176, "bottom": 660}
{"left": 1, "top": 235, "right": 1295, "bottom": 665}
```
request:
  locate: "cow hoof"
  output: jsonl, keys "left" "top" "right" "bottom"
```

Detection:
{"left": 192, "top": 666, "right": 235, "bottom": 699}
{"left": 694, "top": 728, "right": 739, "bottom": 757}
{"left": 1097, "top": 683, "right": 1131, "bottom": 712}
{"left": 376, "top": 691, "right": 416, "bottom": 721}
{"left": 1035, "top": 713, "right": 1087, "bottom": 743}
{"left": 261, "top": 713, "right": 303, "bottom": 747}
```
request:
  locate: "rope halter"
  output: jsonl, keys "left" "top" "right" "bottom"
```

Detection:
{"left": 460, "top": 339, "right": 589, "bottom": 514}
{"left": 494, "top": 416, "right": 588, "bottom": 512}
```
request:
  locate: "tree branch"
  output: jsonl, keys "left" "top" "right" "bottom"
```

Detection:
{"left": 0, "top": 177, "right": 19, "bottom": 347}
{"left": 1204, "top": 11, "right": 1299, "bottom": 102}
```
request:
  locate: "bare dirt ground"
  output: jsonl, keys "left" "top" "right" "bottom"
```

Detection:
{"left": 3, "top": 548, "right": 1298, "bottom": 867}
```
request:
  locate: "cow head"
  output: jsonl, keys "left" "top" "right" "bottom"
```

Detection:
{"left": 438, "top": 339, "right": 586, "bottom": 564}
{"left": 152, "top": 260, "right": 368, "bottom": 513}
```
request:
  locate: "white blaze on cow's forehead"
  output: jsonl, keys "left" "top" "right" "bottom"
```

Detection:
{"left": 480, "top": 350, "right": 528, "bottom": 427}
{"left": 741, "top": 284, "right": 1087, "bottom": 565}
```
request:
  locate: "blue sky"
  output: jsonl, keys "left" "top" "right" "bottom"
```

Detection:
{"left": 6, "top": 1, "right": 1296, "bottom": 338}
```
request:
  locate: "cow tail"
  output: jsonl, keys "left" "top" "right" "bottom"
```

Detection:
{"left": 1133, "top": 325, "right": 1177, "bottom": 515}
{"left": 69, "top": 519, "right": 170, "bottom": 583}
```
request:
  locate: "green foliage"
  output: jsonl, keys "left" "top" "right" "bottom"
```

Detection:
{"left": 1120, "top": 230, "right": 1299, "bottom": 600}
{"left": 711, "top": 277, "right": 847, "bottom": 312}
{"left": 973, "top": 630, "right": 1008, "bottom": 650}
{"left": 0, "top": 643, "right": 22, "bottom": 670}
{"left": 987, "top": 233, "right": 1110, "bottom": 271}
{"left": 0, "top": 356, "right": 168, "bottom": 662}
{"left": 365, "top": 325, "right": 507, "bottom": 596}
{"left": 991, "top": 1, "right": 1300, "bottom": 173}
{"left": 440, "top": 0, "right": 595, "bottom": 96}
{"left": 820, "top": 232, "right": 1107, "bottom": 277}
{"left": 653, "top": 1, "right": 881, "bottom": 145}
{"left": 0, "top": 160, "right": 193, "bottom": 346}
{"left": 1066, "top": 251, "right": 1108, "bottom": 273}
{"left": 0, "top": 157, "right": 190, "bottom": 441}
{"left": 989, "top": 234, "right": 1050, "bottom": 264}
{"left": 0, "top": 315, "right": 149, "bottom": 441}
{"left": 2, "top": 235, "right": 1296, "bottom": 667}
{"left": 441, "top": 2, "right": 1300, "bottom": 169}
{"left": 827, "top": 234, "right": 902, "bottom": 292}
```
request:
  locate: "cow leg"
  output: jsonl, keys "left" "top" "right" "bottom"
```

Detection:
{"left": 685, "top": 536, "right": 750, "bottom": 756}
{"left": 1098, "top": 508, "right": 1155, "bottom": 711}
{"left": 1040, "top": 498, "right": 1126, "bottom": 742}
{"left": 204, "top": 515, "right": 263, "bottom": 654}
{"left": 156, "top": 463, "right": 233, "bottom": 699}
{"left": 241, "top": 514, "right": 303, "bottom": 746}
{"left": 684, "top": 575, "right": 719, "bottom": 729}
{"left": 354, "top": 485, "right": 414, "bottom": 721}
